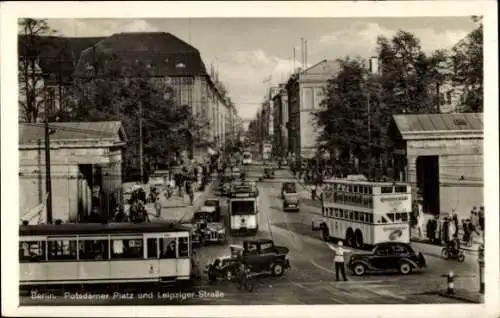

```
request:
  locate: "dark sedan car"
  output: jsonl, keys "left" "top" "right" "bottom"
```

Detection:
{"left": 348, "top": 242, "right": 426, "bottom": 276}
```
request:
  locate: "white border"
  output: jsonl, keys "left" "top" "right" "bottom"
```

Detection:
{"left": 1, "top": 1, "right": 498, "bottom": 317}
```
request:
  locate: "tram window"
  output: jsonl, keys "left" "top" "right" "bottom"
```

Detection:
{"left": 401, "top": 213, "right": 409, "bottom": 222}
{"left": 348, "top": 211, "right": 353, "bottom": 220}
{"left": 48, "top": 240, "right": 77, "bottom": 261}
{"left": 111, "top": 239, "right": 143, "bottom": 259}
{"left": 79, "top": 240, "right": 109, "bottom": 260}
{"left": 381, "top": 186, "right": 393, "bottom": 194}
{"left": 335, "top": 209, "right": 339, "bottom": 218}
{"left": 179, "top": 237, "right": 189, "bottom": 257}
{"left": 20, "top": 241, "right": 46, "bottom": 262}
{"left": 354, "top": 211, "right": 359, "bottom": 221}
{"left": 359, "top": 213, "right": 365, "bottom": 222}
{"left": 368, "top": 214, "right": 373, "bottom": 223}
{"left": 387, "top": 213, "right": 395, "bottom": 222}
{"left": 160, "top": 238, "right": 177, "bottom": 259}
{"left": 147, "top": 238, "right": 158, "bottom": 259}
{"left": 395, "top": 186, "right": 407, "bottom": 193}
{"left": 368, "top": 187, "right": 372, "bottom": 194}
{"left": 380, "top": 216, "right": 388, "bottom": 224}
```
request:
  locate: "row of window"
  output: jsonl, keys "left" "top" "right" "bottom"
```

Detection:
{"left": 324, "top": 184, "right": 408, "bottom": 194}
{"left": 322, "top": 208, "right": 410, "bottom": 224}
{"left": 19, "top": 237, "right": 189, "bottom": 263}
{"left": 323, "top": 192, "right": 374, "bottom": 208}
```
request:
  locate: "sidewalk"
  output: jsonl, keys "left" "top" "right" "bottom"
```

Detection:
{"left": 146, "top": 177, "right": 217, "bottom": 223}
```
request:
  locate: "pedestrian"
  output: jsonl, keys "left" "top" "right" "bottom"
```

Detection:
{"left": 155, "top": 197, "right": 162, "bottom": 218}
{"left": 417, "top": 212, "right": 425, "bottom": 239}
{"left": 327, "top": 242, "right": 348, "bottom": 281}
{"left": 478, "top": 206, "right": 485, "bottom": 231}
{"left": 311, "top": 184, "right": 317, "bottom": 200}
{"left": 462, "top": 219, "right": 470, "bottom": 244}
{"left": 434, "top": 215, "right": 441, "bottom": 244}
{"left": 187, "top": 181, "right": 195, "bottom": 206}
{"left": 470, "top": 206, "right": 479, "bottom": 228}
{"left": 467, "top": 219, "right": 478, "bottom": 247}
{"left": 442, "top": 217, "right": 450, "bottom": 244}
{"left": 452, "top": 211, "right": 459, "bottom": 237}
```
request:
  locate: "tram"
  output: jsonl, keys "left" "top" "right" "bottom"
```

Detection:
{"left": 19, "top": 222, "right": 194, "bottom": 286}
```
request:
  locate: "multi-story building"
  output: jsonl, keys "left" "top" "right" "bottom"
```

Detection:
{"left": 286, "top": 60, "right": 339, "bottom": 161}
{"left": 19, "top": 32, "right": 239, "bottom": 161}
{"left": 272, "top": 84, "right": 288, "bottom": 157}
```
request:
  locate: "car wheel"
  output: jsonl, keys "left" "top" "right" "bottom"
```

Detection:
{"left": 441, "top": 248, "right": 450, "bottom": 260}
{"left": 457, "top": 252, "right": 465, "bottom": 263}
{"left": 399, "top": 262, "right": 412, "bottom": 275}
{"left": 353, "top": 263, "right": 366, "bottom": 276}
{"left": 272, "top": 263, "right": 284, "bottom": 276}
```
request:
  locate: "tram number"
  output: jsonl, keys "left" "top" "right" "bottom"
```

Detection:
{"left": 149, "top": 264, "right": 154, "bottom": 274}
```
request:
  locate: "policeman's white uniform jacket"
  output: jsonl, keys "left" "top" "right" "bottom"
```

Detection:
{"left": 327, "top": 243, "right": 348, "bottom": 263}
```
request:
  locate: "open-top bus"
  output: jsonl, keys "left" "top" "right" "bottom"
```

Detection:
{"left": 313, "top": 179, "right": 412, "bottom": 248}
{"left": 228, "top": 183, "right": 259, "bottom": 235}
{"left": 19, "top": 222, "right": 194, "bottom": 287}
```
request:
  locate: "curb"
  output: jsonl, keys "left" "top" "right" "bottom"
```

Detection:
{"left": 438, "top": 290, "right": 483, "bottom": 303}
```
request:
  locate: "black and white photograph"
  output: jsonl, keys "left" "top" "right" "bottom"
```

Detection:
{"left": 1, "top": 1, "right": 498, "bottom": 317}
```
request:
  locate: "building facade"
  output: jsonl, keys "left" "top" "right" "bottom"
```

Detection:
{"left": 391, "top": 113, "right": 483, "bottom": 220}
{"left": 19, "top": 121, "right": 127, "bottom": 224}
{"left": 272, "top": 84, "right": 288, "bottom": 157}
{"left": 286, "top": 60, "right": 339, "bottom": 161}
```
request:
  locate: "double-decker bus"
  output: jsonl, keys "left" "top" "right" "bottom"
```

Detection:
{"left": 228, "top": 183, "right": 259, "bottom": 235}
{"left": 313, "top": 179, "right": 412, "bottom": 248}
{"left": 19, "top": 222, "right": 194, "bottom": 286}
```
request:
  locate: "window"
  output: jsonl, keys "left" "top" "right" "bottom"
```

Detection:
{"left": 401, "top": 212, "right": 409, "bottom": 222}
{"left": 335, "top": 209, "right": 339, "bottom": 218}
{"left": 20, "top": 241, "right": 46, "bottom": 262}
{"left": 261, "top": 243, "right": 274, "bottom": 253}
{"left": 359, "top": 213, "right": 365, "bottom": 222}
{"left": 374, "top": 246, "right": 391, "bottom": 256}
{"left": 160, "top": 238, "right": 177, "bottom": 259}
{"left": 348, "top": 211, "right": 353, "bottom": 220}
{"left": 381, "top": 187, "right": 393, "bottom": 194}
{"left": 391, "top": 245, "right": 407, "bottom": 254}
{"left": 79, "top": 239, "right": 109, "bottom": 261}
{"left": 48, "top": 240, "right": 77, "bottom": 261}
{"left": 179, "top": 237, "right": 189, "bottom": 257}
{"left": 395, "top": 186, "right": 407, "bottom": 193}
{"left": 246, "top": 243, "right": 259, "bottom": 253}
{"left": 354, "top": 186, "right": 359, "bottom": 193}
{"left": 368, "top": 214, "right": 374, "bottom": 223}
{"left": 446, "top": 91, "right": 452, "bottom": 105}
{"left": 368, "top": 187, "right": 372, "bottom": 195}
{"left": 354, "top": 211, "right": 359, "bottom": 221}
{"left": 387, "top": 213, "right": 395, "bottom": 222}
{"left": 147, "top": 238, "right": 158, "bottom": 259}
{"left": 111, "top": 239, "right": 143, "bottom": 259}
{"left": 395, "top": 213, "right": 401, "bottom": 221}
{"left": 231, "top": 201, "right": 255, "bottom": 215}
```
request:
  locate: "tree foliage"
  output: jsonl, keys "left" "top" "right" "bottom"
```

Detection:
{"left": 18, "top": 18, "right": 57, "bottom": 123}
{"left": 315, "top": 30, "right": 458, "bottom": 178}
{"left": 68, "top": 48, "right": 204, "bottom": 180}
{"left": 450, "top": 18, "right": 483, "bottom": 112}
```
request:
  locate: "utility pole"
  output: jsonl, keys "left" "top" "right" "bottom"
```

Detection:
{"left": 44, "top": 93, "right": 53, "bottom": 224}
{"left": 139, "top": 101, "right": 144, "bottom": 183}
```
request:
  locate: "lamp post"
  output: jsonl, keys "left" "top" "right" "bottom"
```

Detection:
{"left": 478, "top": 243, "right": 485, "bottom": 294}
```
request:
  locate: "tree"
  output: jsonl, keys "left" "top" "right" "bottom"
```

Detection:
{"left": 69, "top": 47, "right": 198, "bottom": 180}
{"left": 450, "top": 17, "right": 483, "bottom": 112}
{"left": 314, "top": 57, "right": 371, "bottom": 175}
{"left": 18, "top": 18, "right": 57, "bottom": 123}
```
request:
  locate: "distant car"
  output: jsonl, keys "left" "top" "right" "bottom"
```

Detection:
{"left": 263, "top": 168, "right": 275, "bottom": 179}
{"left": 348, "top": 242, "right": 426, "bottom": 276}
{"left": 281, "top": 182, "right": 297, "bottom": 199}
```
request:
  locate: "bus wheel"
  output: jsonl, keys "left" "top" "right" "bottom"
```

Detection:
{"left": 345, "top": 228, "right": 354, "bottom": 247}
{"left": 354, "top": 230, "right": 363, "bottom": 249}
{"left": 321, "top": 226, "right": 329, "bottom": 241}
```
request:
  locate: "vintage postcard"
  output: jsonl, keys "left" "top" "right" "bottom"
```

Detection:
{"left": 1, "top": 1, "right": 498, "bottom": 317}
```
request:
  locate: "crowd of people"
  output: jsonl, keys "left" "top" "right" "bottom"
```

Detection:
{"left": 417, "top": 206, "right": 485, "bottom": 250}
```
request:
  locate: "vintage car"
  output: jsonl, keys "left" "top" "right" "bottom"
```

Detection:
{"left": 192, "top": 206, "right": 226, "bottom": 244}
{"left": 281, "top": 182, "right": 299, "bottom": 211}
{"left": 204, "top": 199, "right": 221, "bottom": 216}
{"left": 205, "top": 254, "right": 241, "bottom": 281}
{"left": 348, "top": 242, "right": 427, "bottom": 276}
{"left": 235, "top": 239, "right": 290, "bottom": 277}
{"left": 263, "top": 168, "right": 275, "bottom": 179}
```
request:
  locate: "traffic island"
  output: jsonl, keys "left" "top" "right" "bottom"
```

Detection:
{"left": 438, "top": 289, "right": 483, "bottom": 303}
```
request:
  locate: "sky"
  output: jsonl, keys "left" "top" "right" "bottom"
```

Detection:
{"left": 47, "top": 17, "right": 478, "bottom": 123}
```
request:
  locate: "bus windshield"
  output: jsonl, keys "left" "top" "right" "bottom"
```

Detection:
{"left": 231, "top": 201, "right": 255, "bottom": 215}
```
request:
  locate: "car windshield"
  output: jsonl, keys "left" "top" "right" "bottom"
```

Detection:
{"left": 231, "top": 201, "right": 255, "bottom": 215}
{"left": 283, "top": 183, "right": 296, "bottom": 193}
